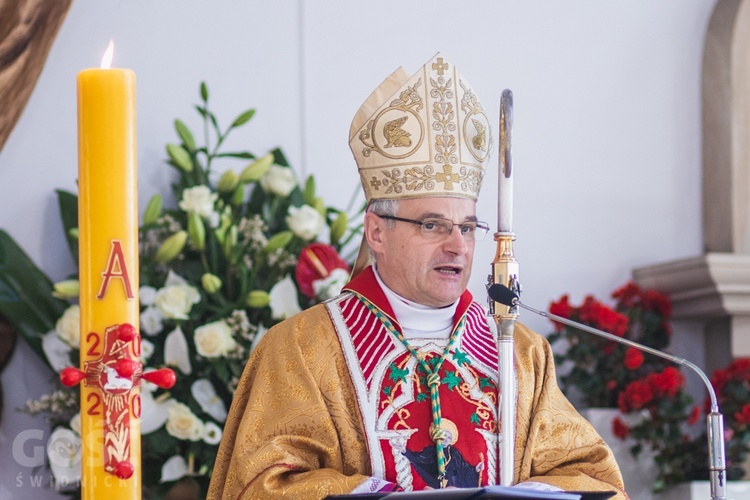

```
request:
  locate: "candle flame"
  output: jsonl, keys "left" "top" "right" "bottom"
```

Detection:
{"left": 100, "top": 40, "right": 114, "bottom": 69}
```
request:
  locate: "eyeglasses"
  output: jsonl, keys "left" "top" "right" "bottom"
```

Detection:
{"left": 378, "top": 215, "right": 491, "bottom": 241}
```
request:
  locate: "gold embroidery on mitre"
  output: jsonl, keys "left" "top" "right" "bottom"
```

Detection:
{"left": 350, "top": 54, "right": 491, "bottom": 203}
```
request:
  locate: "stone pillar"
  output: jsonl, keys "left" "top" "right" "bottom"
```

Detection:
{"left": 634, "top": 0, "right": 750, "bottom": 373}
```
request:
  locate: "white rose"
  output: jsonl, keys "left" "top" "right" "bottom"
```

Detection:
{"left": 155, "top": 283, "right": 201, "bottom": 320}
{"left": 140, "top": 338, "right": 155, "bottom": 363}
{"left": 285, "top": 205, "right": 325, "bottom": 241}
{"left": 165, "top": 402, "right": 204, "bottom": 442}
{"left": 140, "top": 306, "right": 164, "bottom": 335}
{"left": 55, "top": 305, "right": 80, "bottom": 348}
{"left": 178, "top": 185, "right": 217, "bottom": 218}
{"left": 260, "top": 164, "right": 297, "bottom": 196}
{"left": 269, "top": 275, "right": 302, "bottom": 320}
{"left": 194, "top": 320, "right": 236, "bottom": 358}
{"left": 139, "top": 286, "right": 158, "bottom": 306}
{"left": 312, "top": 268, "right": 350, "bottom": 300}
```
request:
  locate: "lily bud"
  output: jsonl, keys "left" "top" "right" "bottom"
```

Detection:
{"left": 246, "top": 290, "right": 270, "bottom": 308}
{"left": 303, "top": 175, "right": 316, "bottom": 206}
{"left": 52, "top": 279, "right": 80, "bottom": 299}
{"left": 142, "top": 194, "right": 163, "bottom": 225}
{"left": 239, "top": 153, "right": 274, "bottom": 183}
{"left": 166, "top": 143, "right": 193, "bottom": 172}
{"left": 201, "top": 273, "right": 222, "bottom": 294}
{"left": 223, "top": 225, "right": 238, "bottom": 259}
{"left": 68, "top": 228, "right": 79, "bottom": 240}
{"left": 313, "top": 197, "right": 326, "bottom": 216}
{"left": 231, "top": 184, "right": 245, "bottom": 206}
{"left": 329, "top": 211, "right": 348, "bottom": 246}
{"left": 155, "top": 231, "right": 187, "bottom": 264}
{"left": 187, "top": 211, "right": 206, "bottom": 251}
{"left": 263, "top": 230, "right": 293, "bottom": 253}
{"left": 217, "top": 170, "right": 239, "bottom": 194}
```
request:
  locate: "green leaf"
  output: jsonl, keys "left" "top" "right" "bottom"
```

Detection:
{"left": 0, "top": 230, "right": 68, "bottom": 363}
{"left": 174, "top": 119, "right": 196, "bottom": 150}
{"left": 230, "top": 109, "right": 256, "bottom": 129}
{"left": 200, "top": 82, "right": 209, "bottom": 102}
{"left": 56, "top": 190, "right": 79, "bottom": 265}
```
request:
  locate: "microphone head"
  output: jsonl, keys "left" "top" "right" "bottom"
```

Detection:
{"left": 488, "top": 283, "right": 518, "bottom": 307}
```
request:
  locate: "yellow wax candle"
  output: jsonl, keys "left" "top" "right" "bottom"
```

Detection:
{"left": 77, "top": 43, "right": 141, "bottom": 499}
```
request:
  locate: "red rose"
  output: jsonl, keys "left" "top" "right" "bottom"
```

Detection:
{"left": 734, "top": 404, "right": 750, "bottom": 425}
{"left": 295, "top": 243, "right": 349, "bottom": 298}
{"left": 549, "top": 295, "right": 573, "bottom": 331}
{"left": 649, "top": 366, "right": 684, "bottom": 398}
{"left": 641, "top": 289, "right": 671, "bottom": 317}
{"left": 618, "top": 379, "right": 654, "bottom": 412}
{"left": 596, "top": 306, "right": 629, "bottom": 337}
{"left": 688, "top": 406, "right": 701, "bottom": 425}
{"left": 612, "top": 416, "right": 630, "bottom": 440}
{"left": 623, "top": 347, "right": 644, "bottom": 370}
{"left": 612, "top": 282, "right": 641, "bottom": 308}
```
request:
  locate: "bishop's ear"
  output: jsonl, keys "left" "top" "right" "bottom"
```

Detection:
{"left": 363, "top": 212, "right": 387, "bottom": 253}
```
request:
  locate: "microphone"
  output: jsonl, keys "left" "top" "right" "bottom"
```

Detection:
{"left": 487, "top": 283, "right": 728, "bottom": 500}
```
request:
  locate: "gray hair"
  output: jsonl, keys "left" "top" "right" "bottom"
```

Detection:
{"left": 365, "top": 199, "right": 400, "bottom": 260}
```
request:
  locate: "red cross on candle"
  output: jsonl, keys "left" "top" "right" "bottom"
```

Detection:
{"left": 60, "top": 323, "right": 176, "bottom": 479}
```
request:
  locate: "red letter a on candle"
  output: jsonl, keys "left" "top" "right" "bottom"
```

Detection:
{"left": 97, "top": 240, "right": 135, "bottom": 299}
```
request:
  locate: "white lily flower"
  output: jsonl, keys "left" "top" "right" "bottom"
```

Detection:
{"left": 165, "top": 269, "right": 189, "bottom": 287}
{"left": 160, "top": 454, "right": 188, "bottom": 483}
{"left": 47, "top": 427, "right": 82, "bottom": 487}
{"left": 203, "top": 421, "right": 223, "bottom": 445}
{"left": 191, "top": 379, "right": 228, "bottom": 422}
{"left": 165, "top": 326, "right": 192, "bottom": 375}
{"left": 140, "top": 381, "right": 173, "bottom": 434}
{"left": 269, "top": 275, "right": 301, "bottom": 320}
{"left": 312, "top": 267, "right": 350, "bottom": 300}
{"left": 69, "top": 413, "right": 81, "bottom": 436}
{"left": 42, "top": 330, "right": 72, "bottom": 372}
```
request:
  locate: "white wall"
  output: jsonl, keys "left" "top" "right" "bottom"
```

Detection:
{"left": 0, "top": 0, "right": 718, "bottom": 497}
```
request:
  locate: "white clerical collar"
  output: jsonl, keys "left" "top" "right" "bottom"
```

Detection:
{"left": 373, "top": 267, "right": 457, "bottom": 339}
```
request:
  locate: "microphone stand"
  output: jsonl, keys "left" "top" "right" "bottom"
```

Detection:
{"left": 493, "top": 287, "right": 727, "bottom": 500}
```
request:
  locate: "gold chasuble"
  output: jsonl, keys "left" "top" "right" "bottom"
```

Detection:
{"left": 208, "top": 267, "right": 627, "bottom": 499}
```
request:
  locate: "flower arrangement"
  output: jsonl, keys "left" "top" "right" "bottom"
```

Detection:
{"left": 0, "top": 82, "right": 359, "bottom": 498}
{"left": 547, "top": 282, "right": 703, "bottom": 492}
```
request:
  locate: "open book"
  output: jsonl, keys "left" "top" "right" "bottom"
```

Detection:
{"left": 326, "top": 484, "right": 617, "bottom": 500}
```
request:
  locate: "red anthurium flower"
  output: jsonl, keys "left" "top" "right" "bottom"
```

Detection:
{"left": 295, "top": 243, "right": 349, "bottom": 299}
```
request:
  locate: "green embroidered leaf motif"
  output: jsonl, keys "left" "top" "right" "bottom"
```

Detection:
{"left": 479, "top": 376, "right": 494, "bottom": 389}
{"left": 389, "top": 363, "right": 409, "bottom": 383}
{"left": 442, "top": 370, "right": 462, "bottom": 390}
{"left": 417, "top": 392, "right": 429, "bottom": 402}
{"left": 470, "top": 412, "right": 481, "bottom": 425}
{"left": 452, "top": 348, "right": 470, "bottom": 366}
{"left": 383, "top": 385, "right": 393, "bottom": 396}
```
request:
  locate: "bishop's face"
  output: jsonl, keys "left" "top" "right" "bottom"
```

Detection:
{"left": 366, "top": 197, "right": 478, "bottom": 308}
